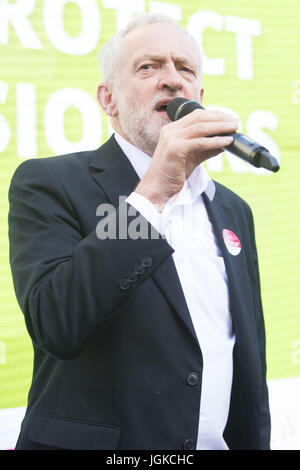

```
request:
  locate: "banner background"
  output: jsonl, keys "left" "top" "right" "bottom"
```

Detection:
{"left": 0, "top": 0, "right": 299, "bottom": 448}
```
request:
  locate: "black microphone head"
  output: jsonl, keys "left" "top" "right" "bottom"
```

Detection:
{"left": 258, "top": 150, "right": 280, "bottom": 173}
{"left": 167, "top": 98, "right": 204, "bottom": 121}
{"left": 167, "top": 98, "right": 189, "bottom": 121}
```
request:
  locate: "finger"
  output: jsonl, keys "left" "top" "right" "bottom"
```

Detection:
{"left": 184, "top": 137, "right": 231, "bottom": 176}
{"left": 172, "top": 108, "right": 238, "bottom": 126}
{"left": 185, "top": 148, "right": 224, "bottom": 176}
{"left": 177, "top": 120, "right": 238, "bottom": 139}
{"left": 187, "top": 135, "right": 234, "bottom": 152}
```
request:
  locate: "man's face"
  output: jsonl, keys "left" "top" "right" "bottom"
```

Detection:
{"left": 111, "top": 23, "right": 203, "bottom": 156}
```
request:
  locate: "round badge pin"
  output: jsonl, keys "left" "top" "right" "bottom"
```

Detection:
{"left": 222, "top": 229, "right": 241, "bottom": 256}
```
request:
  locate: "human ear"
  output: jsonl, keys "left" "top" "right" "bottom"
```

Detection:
{"left": 200, "top": 87, "right": 204, "bottom": 105}
{"left": 97, "top": 83, "right": 118, "bottom": 117}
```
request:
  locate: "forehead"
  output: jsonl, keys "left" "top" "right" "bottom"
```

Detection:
{"left": 120, "top": 23, "right": 199, "bottom": 68}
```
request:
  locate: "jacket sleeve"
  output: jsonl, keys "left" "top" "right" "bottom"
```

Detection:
{"left": 8, "top": 158, "right": 173, "bottom": 360}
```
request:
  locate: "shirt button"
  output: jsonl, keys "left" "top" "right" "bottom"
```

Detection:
{"left": 141, "top": 256, "right": 152, "bottom": 268}
{"left": 186, "top": 372, "right": 199, "bottom": 386}
{"left": 183, "top": 439, "right": 195, "bottom": 450}
{"left": 119, "top": 278, "right": 130, "bottom": 290}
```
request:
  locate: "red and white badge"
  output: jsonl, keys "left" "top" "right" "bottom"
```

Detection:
{"left": 222, "top": 229, "right": 241, "bottom": 256}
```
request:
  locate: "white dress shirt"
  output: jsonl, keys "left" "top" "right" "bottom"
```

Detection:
{"left": 115, "top": 133, "right": 236, "bottom": 450}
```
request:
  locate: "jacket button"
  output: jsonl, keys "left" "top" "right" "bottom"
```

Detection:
{"left": 134, "top": 263, "right": 145, "bottom": 275}
{"left": 183, "top": 439, "right": 195, "bottom": 450}
{"left": 186, "top": 372, "right": 199, "bottom": 386}
{"left": 141, "top": 256, "right": 152, "bottom": 268}
{"left": 119, "top": 278, "right": 130, "bottom": 290}
{"left": 128, "top": 272, "right": 138, "bottom": 283}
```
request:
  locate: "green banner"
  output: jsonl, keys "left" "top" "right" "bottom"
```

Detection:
{"left": 1, "top": 0, "right": 300, "bottom": 409}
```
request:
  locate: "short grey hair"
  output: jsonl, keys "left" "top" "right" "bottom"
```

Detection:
{"left": 98, "top": 13, "right": 202, "bottom": 85}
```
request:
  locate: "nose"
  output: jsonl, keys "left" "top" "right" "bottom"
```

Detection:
{"left": 158, "top": 64, "right": 183, "bottom": 92}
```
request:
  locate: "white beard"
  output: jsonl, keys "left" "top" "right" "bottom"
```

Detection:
{"left": 114, "top": 92, "right": 172, "bottom": 156}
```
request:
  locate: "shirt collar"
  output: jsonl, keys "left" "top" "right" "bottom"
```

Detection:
{"left": 114, "top": 132, "right": 215, "bottom": 202}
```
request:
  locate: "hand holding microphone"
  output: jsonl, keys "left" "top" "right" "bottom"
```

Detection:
{"left": 167, "top": 97, "right": 280, "bottom": 173}
{"left": 135, "top": 101, "right": 240, "bottom": 206}
{"left": 135, "top": 96, "right": 279, "bottom": 209}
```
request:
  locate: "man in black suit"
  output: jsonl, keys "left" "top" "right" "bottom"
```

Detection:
{"left": 8, "top": 13, "right": 271, "bottom": 450}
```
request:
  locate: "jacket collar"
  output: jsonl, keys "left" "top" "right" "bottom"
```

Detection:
{"left": 90, "top": 135, "right": 140, "bottom": 207}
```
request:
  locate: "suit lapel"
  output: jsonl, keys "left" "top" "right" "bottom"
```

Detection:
{"left": 204, "top": 189, "right": 263, "bottom": 430}
{"left": 89, "top": 136, "right": 140, "bottom": 207}
{"left": 89, "top": 136, "right": 199, "bottom": 345}
{"left": 203, "top": 190, "right": 256, "bottom": 339}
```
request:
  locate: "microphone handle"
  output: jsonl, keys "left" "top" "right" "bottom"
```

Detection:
{"left": 226, "top": 132, "right": 278, "bottom": 170}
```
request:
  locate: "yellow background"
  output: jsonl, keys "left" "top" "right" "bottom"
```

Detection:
{"left": 0, "top": 0, "right": 300, "bottom": 409}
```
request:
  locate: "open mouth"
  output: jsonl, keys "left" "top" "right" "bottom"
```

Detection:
{"left": 154, "top": 100, "right": 172, "bottom": 116}
{"left": 156, "top": 103, "right": 168, "bottom": 113}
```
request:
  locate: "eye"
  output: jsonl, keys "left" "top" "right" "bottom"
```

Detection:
{"left": 139, "top": 63, "right": 154, "bottom": 71}
{"left": 180, "top": 66, "right": 195, "bottom": 75}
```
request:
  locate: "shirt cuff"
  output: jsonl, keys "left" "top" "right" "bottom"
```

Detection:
{"left": 126, "top": 192, "right": 171, "bottom": 235}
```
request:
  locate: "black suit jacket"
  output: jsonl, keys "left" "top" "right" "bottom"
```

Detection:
{"left": 8, "top": 135, "right": 271, "bottom": 450}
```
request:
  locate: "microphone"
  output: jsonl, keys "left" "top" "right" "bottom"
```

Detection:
{"left": 167, "top": 97, "right": 280, "bottom": 173}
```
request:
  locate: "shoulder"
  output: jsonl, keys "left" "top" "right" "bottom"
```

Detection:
{"left": 10, "top": 136, "right": 118, "bottom": 187}
{"left": 9, "top": 141, "right": 111, "bottom": 196}
{"left": 213, "top": 180, "right": 252, "bottom": 214}
{"left": 11, "top": 148, "right": 95, "bottom": 179}
{"left": 8, "top": 152, "right": 96, "bottom": 208}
